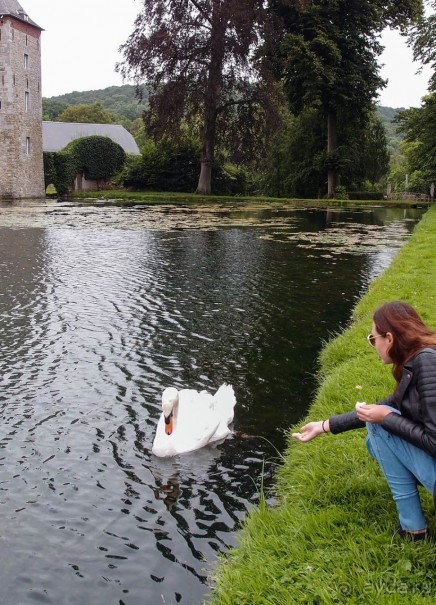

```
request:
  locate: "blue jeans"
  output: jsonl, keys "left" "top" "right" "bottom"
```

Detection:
{"left": 366, "top": 407, "right": 436, "bottom": 531}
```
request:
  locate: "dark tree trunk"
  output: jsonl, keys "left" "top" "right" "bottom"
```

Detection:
{"left": 196, "top": 101, "right": 217, "bottom": 195}
{"left": 195, "top": 7, "right": 226, "bottom": 195}
{"left": 197, "top": 160, "right": 213, "bottom": 195}
{"left": 327, "top": 111, "right": 339, "bottom": 197}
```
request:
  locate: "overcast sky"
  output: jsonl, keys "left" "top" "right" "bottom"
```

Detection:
{"left": 27, "top": 0, "right": 432, "bottom": 109}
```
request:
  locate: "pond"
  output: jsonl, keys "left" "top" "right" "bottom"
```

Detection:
{"left": 0, "top": 200, "right": 425, "bottom": 605}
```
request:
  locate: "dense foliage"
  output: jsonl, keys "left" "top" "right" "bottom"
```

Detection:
{"left": 123, "top": 137, "right": 248, "bottom": 195}
{"left": 42, "top": 88, "right": 407, "bottom": 198}
{"left": 123, "top": 138, "right": 201, "bottom": 192}
{"left": 42, "top": 80, "right": 404, "bottom": 198}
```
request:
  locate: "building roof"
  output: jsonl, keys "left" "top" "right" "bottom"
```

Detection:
{"left": 42, "top": 122, "right": 141, "bottom": 155}
{"left": 0, "top": 0, "right": 42, "bottom": 30}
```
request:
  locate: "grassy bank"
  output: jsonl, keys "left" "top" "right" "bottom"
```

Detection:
{"left": 69, "top": 189, "right": 428, "bottom": 208}
{"left": 210, "top": 205, "right": 436, "bottom": 604}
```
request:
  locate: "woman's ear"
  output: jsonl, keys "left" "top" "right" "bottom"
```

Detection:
{"left": 385, "top": 331, "right": 394, "bottom": 346}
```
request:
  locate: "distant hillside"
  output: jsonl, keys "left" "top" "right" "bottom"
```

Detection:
{"left": 42, "top": 84, "right": 149, "bottom": 122}
{"left": 376, "top": 105, "right": 405, "bottom": 154}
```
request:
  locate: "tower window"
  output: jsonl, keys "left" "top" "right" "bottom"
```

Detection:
{"left": 26, "top": 137, "right": 31, "bottom": 156}
{"left": 24, "top": 54, "right": 29, "bottom": 69}
{"left": 25, "top": 91, "right": 29, "bottom": 112}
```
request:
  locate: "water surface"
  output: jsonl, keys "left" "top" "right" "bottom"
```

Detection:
{"left": 0, "top": 200, "right": 424, "bottom": 604}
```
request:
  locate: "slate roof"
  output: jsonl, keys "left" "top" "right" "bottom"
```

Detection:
{"left": 42, "top": 122, "right": 141, "bottom": 155}
{"left": 0, "top": 0, "right": 42, "bottom": 30}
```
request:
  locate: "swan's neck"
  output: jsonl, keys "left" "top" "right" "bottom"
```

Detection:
{"left": 171, "top": 399, "right": 179, "bottom": 432}
{"left": 163, "top": 394, "right": 179, "bottom": 435}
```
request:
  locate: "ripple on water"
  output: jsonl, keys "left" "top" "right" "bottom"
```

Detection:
{"left": 0, "top": 202, "right": 425, "bottom": 603}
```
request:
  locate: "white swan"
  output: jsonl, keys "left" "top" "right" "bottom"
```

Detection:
{"left": 151, "top": 384, "right": 236, "bottom": 457}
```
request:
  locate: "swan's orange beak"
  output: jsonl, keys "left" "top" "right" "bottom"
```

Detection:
{"left": 164, "top": 412, "right": 173, "bottom": 435}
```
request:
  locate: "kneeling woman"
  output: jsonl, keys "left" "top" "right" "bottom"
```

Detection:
{"left": 292, "top": 301, "right": 436, "bottom": 540}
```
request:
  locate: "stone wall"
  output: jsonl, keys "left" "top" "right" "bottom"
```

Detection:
{"left": 0, "top": 16, "right": 45, "bottom": 199}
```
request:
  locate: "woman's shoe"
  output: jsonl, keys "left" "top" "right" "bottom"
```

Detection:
{"left": 393, "top": 526, "right": 428, "bottom": 541}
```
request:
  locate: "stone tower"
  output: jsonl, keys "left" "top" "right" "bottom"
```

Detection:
{"left": 0, "top": 0, "right": 44, "bottom": 199}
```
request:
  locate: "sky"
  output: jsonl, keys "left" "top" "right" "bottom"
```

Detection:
{"left": 26, "top": 0, "right": 433, "bottom": 109}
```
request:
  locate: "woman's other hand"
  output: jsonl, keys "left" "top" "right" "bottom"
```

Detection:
{"left": 355, "top": 403, "right": 392, "bottom": 424}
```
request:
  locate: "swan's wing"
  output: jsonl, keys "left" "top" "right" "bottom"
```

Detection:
{"left": 213, "top": 384, "right": 236, "bottom": 425}
{"left": 174, "top": 418, "right": 221, "bottom": 454}
{"left": 176, "top": 390, "right": 222, "bottom": 449}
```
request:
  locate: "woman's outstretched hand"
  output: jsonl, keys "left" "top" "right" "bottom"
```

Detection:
{"left": 292, "top": 420, "right": 326, "bottom": 442}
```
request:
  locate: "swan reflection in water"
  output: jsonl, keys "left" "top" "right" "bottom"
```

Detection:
{"left": 153, "top": 473, "right": 181, "bottom": 510}
{"left": 150, "top": 439, "right": 228, "bottom": 510}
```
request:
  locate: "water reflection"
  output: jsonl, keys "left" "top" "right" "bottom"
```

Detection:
{"left": 0, "top": 201, "right": 425, "bottom": 604}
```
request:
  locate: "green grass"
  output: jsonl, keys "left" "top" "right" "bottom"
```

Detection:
{"left": 209, "top": 205, "right": 436, "bottom": 605}
{"left": 70, "top": 189, "right": 427, "bottom": 208}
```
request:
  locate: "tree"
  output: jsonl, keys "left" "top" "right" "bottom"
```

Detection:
{"left": 272, "top": 0, "right": 422, "bottom": 196}
{"left": 261, "top": 107, "right": 389, "bottom": 197}
{"left": 263, "top": 107, "right": 326, "bottom": 198}
{"left": 42, "top": 98, "right": 69, "bottom": 121}
{"left": 124, "top": 137, "right": 201, "bottom": 191}
{"left": 395, "top": 92, "right": 436, "bottom": 189}
{"left": 57, "top": 102, "right": 113, "bottom": 124}
{"left": 409, "top": 0, "right": 436, "bottom": 90}
{"left": 118, "top": 0, "right": 281, "bottom": 194}
{"left": 44, "top": 137, "right": 127, "bottom": 193}
{"left": 64, "top": 136, "right": 126, "bottom": 182}
{"left": 357, "top": 113, "right": 390, "bottom": 188}
{"left": 129, "top": 117, "right": 148, "bottom": 150}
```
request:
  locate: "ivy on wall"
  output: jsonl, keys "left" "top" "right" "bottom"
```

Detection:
{"left": 43, "top": 136, "right": 127, "bottom": 194}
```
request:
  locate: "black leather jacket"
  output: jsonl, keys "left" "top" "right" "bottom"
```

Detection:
{"left": 329, "top": 347, "right": 436, "bottom": 457}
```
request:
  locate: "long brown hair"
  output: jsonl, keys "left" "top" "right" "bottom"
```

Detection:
{"left": 373, "top": 301, "right": 436, "bottom": 383}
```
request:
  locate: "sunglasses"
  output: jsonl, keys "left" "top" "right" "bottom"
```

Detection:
{"left": 367, "top": 333, "right": 385, "bottom": 347}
